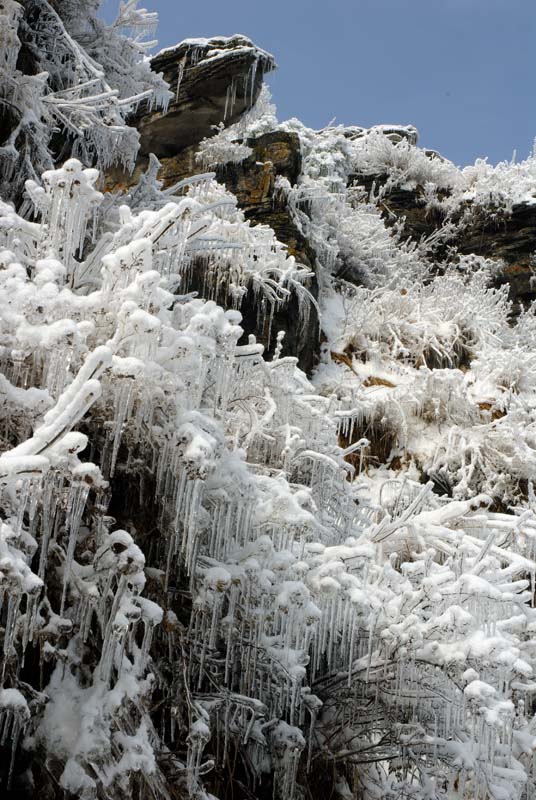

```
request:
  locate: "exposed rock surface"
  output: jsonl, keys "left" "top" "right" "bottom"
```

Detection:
{"left": 458, "top": 204, "right": 536, "bottom": 302}
{"left": 351, "top": 170, "right": 536, "bottom": 303}
{"left": 350, "top": 171, "right": 447, "bottom": 240}
{"left": 212, "top": 131, "right": 320, "bottom": 372}
{"left": 135, "top": 36, "right": 275, "bottom": 157}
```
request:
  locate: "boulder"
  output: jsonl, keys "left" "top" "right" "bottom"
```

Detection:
{"left": 135, "top": 35, "right": 275, "bottom": 157}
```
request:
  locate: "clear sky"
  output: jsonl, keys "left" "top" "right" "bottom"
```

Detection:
{"left": 101, "top": 0, "right": 535, "bottom": 167}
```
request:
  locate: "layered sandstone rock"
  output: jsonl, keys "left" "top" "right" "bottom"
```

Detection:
{"left": 135, "top": 35, "right": 275, "bottom": 157}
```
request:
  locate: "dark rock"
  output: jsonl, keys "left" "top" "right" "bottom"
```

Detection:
{"left": 106, "top": 129, "right": 320, "bottom": 373}
{"left": 213, "top": 132, "right": 317, "bottom": 273}
{"left": 135, "top": 35, "right": 275, "bottom": 158}
{"left": 458, "top": 203, "right": 536, "bottom": 304}
{"left": 216, "top": 134, "right": 320, "bottom": 372}
{"left": 350, "top": 171, "right": 449, "bottom": 241}
{"left": 217, "top": 131, "right": 302, "bottom": 209}
{"left": 351, "top": 169, "right": 536, "bottom": 304}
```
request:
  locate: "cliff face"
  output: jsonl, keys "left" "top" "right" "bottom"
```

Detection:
{"left": 121, "top": 37, "right": 322, "bottom": 371}
{"left": 122, "top": 36, "right": 536, "bottom": 371}
{"left": 5, "top": 20, "right": 536, "bottom": 800}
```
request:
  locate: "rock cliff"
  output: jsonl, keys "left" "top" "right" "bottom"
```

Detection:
{"left": 122, "top": 35, "right": 536, "bottom": 369}
{"left": 4, "top": 15, "right": 536, "bottom": 800}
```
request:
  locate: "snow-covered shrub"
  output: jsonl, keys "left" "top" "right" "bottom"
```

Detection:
{"left": 196, "top": 122, "right": 254, "bottom": 170}
{"left": 457, "top": 145, "right": 536, "bottom": 212}
{"left": 0, "top": 157, "right": 324, "bottom": 797}
{"left": 351, "top": 126, "right": 463, "bottom": 194}
{"left": 0, "top": 0, "right": 171, "bottom": 200}
{"left": 327, "top": 263, "right": 509, "bottom": 369}
{"left": 347, "top": 126, "right": 536, "bottom": 218}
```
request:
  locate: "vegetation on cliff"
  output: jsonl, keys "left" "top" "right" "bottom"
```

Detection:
{"left": 1, "top": 3, "right": 536, "bottom": 800}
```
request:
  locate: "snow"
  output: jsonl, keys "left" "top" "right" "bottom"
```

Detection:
{"left": 3, "top": 4, "right": 536, "bottom": 800}
{"left": 155, "top": 34, "right": 275, "bottom": 66}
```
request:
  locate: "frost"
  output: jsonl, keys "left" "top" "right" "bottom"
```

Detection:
{"left": 2, "top": 6, "right": 536, "bottom": 800}
{"left": 0, "top": 0, "right": 171, "bottom": 200}
{"left": 196, "top": 86, "right": 279, "bottom": 170}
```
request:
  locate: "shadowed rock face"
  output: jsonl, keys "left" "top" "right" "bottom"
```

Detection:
{"left": 351, "top": 170, "right": 536, "bottom": 305}
{"left": 458, "top": 204, "right": 536, "bottom": 303}
{"left": 349, "top": 172, "right": 448, "bottom": 242}
{"left": 218, "top": 132, "right": 320, "bottom": 372}
{"left": 135, "top": 35, "right": 275, "bottom": 157}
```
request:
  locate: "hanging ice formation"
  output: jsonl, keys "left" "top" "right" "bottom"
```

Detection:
{"left": 3, "top": 4, "right": 536, "bottom": 800}
{"left": 1, "top": 154, "right": 536, "bottom": 800}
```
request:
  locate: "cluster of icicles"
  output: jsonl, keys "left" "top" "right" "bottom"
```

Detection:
{"left": 1, "top": 159, "right": 536, "bottom": 800}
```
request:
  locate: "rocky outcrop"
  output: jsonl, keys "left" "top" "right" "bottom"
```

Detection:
{"left": 351, "top": 170, "right": 536, "bottom": 304}
{"left": 142, "top": 134, "right": 317, "bottom": 371}
{"left": 221, "top": 133, "right": 319, "bottom": 371}
{"left": 158, "top": 130, "right": 310, "bottom": 263}
{"left": 123, "top": 36, "right": 323, "bottom": 371}
{"left": 127, "top": 34, "right": 536, "bottom": 368}
{"left": 350, "top": 171, "right": 448, "bottom": 241}
{"left": 135, "top": 36, "right": 275, "bottom": 157}
{"left": 458, "top": 204, "right": 536, "bottom": 303}
{"left": 154, "top": 130, "right": 320, "bottom": 372}
{"left": 217, "top": 132, "right": 319, "bottom": 371}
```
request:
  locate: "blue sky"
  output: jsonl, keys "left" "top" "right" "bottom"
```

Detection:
{"left": 101, "top": 0, "right": 535, "bottom": 167}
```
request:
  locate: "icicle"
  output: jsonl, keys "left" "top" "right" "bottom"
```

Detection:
{"left": 1, "top": 593, "right": 21, "bottom": 683}
{"left": 60, "top": 482, "right": 90, "bottom": 615}
{"left": 109, "top": 380, "right": 135, "bottom": 477}
{"left": 186, "top": 710, "right": 211, "bottom": 794}
{"left": 175, "top": 57, "right": 186, "bottom": 101}
{"left": 98, "top": 574, "right": 128, "bottom": 684}
{"left": 0, "top": 689, "right": 29, "bottom": 790}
